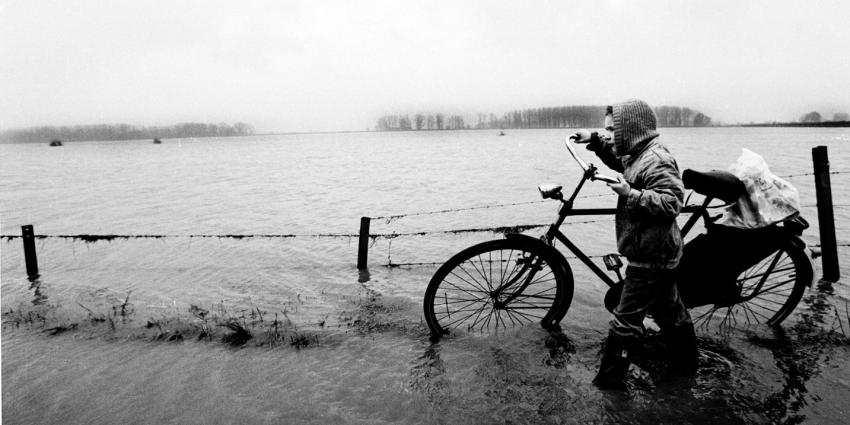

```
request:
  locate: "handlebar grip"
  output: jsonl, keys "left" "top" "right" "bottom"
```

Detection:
{"left": 592, "top": 174, "right": 619, "bottom": 184}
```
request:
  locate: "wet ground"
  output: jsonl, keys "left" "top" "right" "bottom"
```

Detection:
{"left": 3, "top": 274, "right": 850, "bottom": 424}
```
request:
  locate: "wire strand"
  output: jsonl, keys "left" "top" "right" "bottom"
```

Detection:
{"left": 371, "top": 192, "right": 614, "bottom": 221}
{"left": 368, "top": 169, "right": 850, "bottom": 221}
{"left": 780, "top": 170, "right": 850, "bottom": 178}
{"left": 0, "top": 219, "right": 613, "bottom": 243}
{"left": 384, "top": 253, "right": 611, "bottom": 268}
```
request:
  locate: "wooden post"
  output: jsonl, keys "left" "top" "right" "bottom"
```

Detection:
{"left": 357, "top": 217, "right": 371, "bottom": 270}
{"left": 812, "top": 146, "right": 840, "bottom": 281}
{"left": 21, "top": 225, "right": 39, "bottom": 279}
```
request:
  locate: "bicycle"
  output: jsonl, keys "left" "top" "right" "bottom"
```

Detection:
{"left": 423, "top": 136, "right": 813, "bottom": 336}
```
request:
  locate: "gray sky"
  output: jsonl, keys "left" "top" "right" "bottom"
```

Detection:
{"left": 2, "top": 0, "right": 848, "bottom": 132}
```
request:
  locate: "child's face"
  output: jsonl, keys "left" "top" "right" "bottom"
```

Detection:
{"left": 601, "top": 114, "right": 615, "bottom": 144}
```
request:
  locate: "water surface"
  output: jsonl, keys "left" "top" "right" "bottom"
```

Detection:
{"left": 2, "top": 128, "right": 849, "bottom": 423}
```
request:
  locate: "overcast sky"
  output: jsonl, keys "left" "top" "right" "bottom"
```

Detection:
{"left": 1, "top": 0, "right": 848, "bottom": 132}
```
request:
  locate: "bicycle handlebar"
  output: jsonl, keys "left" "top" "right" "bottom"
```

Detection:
{"left": 564, "top": 136, "right": 619, "bottom": 184}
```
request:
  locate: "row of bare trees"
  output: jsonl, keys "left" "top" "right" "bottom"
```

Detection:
{"left": 376, "top": 105, "right": 712, "bottom": 131}
{"left": 0, "top": 122, "right": 255, "bottom": 143}
{"left": 376, "top": 114, "right": 467, "bottom": 131}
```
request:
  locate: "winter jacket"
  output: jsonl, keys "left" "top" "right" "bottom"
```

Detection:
{"left": 588, "top": 100, "right": 684, "bottom": 268}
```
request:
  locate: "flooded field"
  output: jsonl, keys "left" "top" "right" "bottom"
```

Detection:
{"left": 2, "top": 128, "right": 849, "bottom": 423}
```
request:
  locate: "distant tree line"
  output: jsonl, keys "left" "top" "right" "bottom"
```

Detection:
{"left": 0, "top": 122, "right": 255, "bottom": 143}
{"left": 799, "top": 111, "right": 849, "bottom": 123}
{"left": 376, "top": 113, "right": 468, "bottom": 131}
{"left": 376, "top": 105, "right": 711, "bottom": 131}
{"left": 743, "top": 111, "right": 850, "bottom": 127}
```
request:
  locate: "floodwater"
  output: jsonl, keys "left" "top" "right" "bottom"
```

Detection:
{"left": 2, "top": 128, "right": 849, "bottom": 424}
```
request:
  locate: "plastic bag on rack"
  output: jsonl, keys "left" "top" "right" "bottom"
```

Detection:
{"left": 717, "top": 148, "right": 800, "bottom": 228}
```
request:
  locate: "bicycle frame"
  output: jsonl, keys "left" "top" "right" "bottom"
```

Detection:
{"left": 539, "top": 154, "right": 709, "bottom": 289}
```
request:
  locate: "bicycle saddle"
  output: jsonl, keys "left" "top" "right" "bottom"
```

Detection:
{"left": 682, "top": 169, "right": 745, "bottom": 203}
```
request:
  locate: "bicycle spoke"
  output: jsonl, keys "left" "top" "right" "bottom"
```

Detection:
{"left": 514, "top": 285, "right": 557, "bottom": 299}
{"left": 470, "top": 254, "right": 492, "bottom": 290}
{"left": 447, "top": 268, "right": 487, "bottom": 293}
{"left": 499, "top": 249, "right": 512, "bottom": 286}
{"left": 691, "top": 307, "right": 716, "bottom": 324}
{"left": 504, "top": 307, "right": 519, "bottom": 326}
{"left": 456, "top": 262, "right": 493, "bottom": 293}
{"left": 743, "top": 296, "right": 789, "bottom": 308}
{"left": 488, "top": 251, "right": 493, "bottom": 293}
{"left": 441, "top": 278, "right": 488, "bottom": 299}
{"left": 472, "top": 303, "right": 496, "bottom": 330}
{"left": 497, "top": 309, "right": 509, "bottom": 330}
{"left": 743, "top": 277, "right": 796, "bottom": 298}
{"left": 508, "top": 297, "right": 554, "bottom": 308}
{"left": 452, "top": 265, "right": 491, "bottom": 294}
{"left": 739, "top": 264, "right": 795, "bottom": 285}
{"left": 741, "top": 252, "right": 777, "bottom": 280}
{"left": 435, "top": 297, "right": 484, "bottom": 314}
{"left": 501, "top": 257, "right": 537, "bottom": 287}
{"left": 439, "top": 296, "right": 488, "bottom": 305}
{"left": 435, "top": 299, "right": 482, "bottom": 314}
{"left": 504, "top": 308, "right": 534, "bottom": 325}
{"left": 467, "top": 302, "right": 492, "bottom": 329}
{"left": 443, "top": 302, "right": 491, "bottom": 330}
{"left": 505, "top": 310, "right": 535, "bottom": 324}
{"left": 502, "top": 308, "right": 544, "bottom": 322}
{"left": 498, "top": 273, "right": 556, "bottom": 296}
{"left": 502, "top": 306, "right": 550, "bottom": 310}
{"left": 441, "top": 278, "right": 489, "bottom": 301}
{"left": 524, "top": 268, "right": 555, "bottom": 285}
{"left": 482, "top": 307, "right": 496, "bottom": 330}
{"left": 736, "top": 302, "right": 772, "bottom": 322}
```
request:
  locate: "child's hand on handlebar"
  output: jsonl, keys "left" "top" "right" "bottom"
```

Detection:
{"left": 607, "top": 176, "right": 632, "bottom": 197}
{"left": 569, "top": 129, "right": 594, "bottom": 143}
{"left": 569, "top": 130, "right": 603, "bottom": 151}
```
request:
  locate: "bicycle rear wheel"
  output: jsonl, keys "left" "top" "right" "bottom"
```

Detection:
{"left": 691, "top": 239, "right": 812, "bottom": 329}
{"left": 423, "top": 238, "right": 572, "bottom": 336}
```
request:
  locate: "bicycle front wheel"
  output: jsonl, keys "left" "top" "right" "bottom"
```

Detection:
{"left": 691, "top": 239, "right": 812, "bottom": 329}
{"left": 423, "top": 238, "right": 572, "bottom": 336}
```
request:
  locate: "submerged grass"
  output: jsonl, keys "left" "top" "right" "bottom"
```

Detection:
{"left": 1, "top": 288, "right": 426, "bottom": 351}
{"left": 220, "top": 319, "right": 252, "bottom": 346}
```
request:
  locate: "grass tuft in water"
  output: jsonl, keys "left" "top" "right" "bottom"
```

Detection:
{"left": 220, "top": 320, "right": 252, "bottom": 346}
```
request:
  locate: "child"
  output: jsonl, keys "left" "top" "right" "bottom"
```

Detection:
{"left": 571, "top": 99, "right": 697, "bottom": 390}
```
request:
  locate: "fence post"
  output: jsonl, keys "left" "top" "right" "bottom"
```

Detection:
{"left": 812, "top": 146, "right": 839, "bottom": 281}
{"left": 21, "top": 225, "right": 40, "bottom": 279}
{"left": 357, "top": 217, "right": 371, "bottom": 270}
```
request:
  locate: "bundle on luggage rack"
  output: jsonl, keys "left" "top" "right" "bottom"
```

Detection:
{"left": 676, "top": 149, "right": 807, "bottom": 309}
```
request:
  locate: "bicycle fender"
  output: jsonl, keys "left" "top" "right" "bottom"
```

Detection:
{"left": 788, "top": 236, "right": 815, "bottom": 287}
{"left": 787, "top": 235, "right": 807, "bottom": 253}
{"left": 505, "top": 233, "right": 571, "bottom": 274}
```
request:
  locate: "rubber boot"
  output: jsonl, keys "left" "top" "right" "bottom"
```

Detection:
{"left": 593, "top": 330, "right": 631, "bottom": 390}
{"left": 664, "top": 323, "right": 698, "bottom": 375}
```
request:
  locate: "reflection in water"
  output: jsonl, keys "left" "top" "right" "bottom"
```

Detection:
{"left": 408, "top": 342, "right": 447, "bottom": 407}
{"left": 800, "top": 278, "right": 835, "bottom": 327}
{"left": 746, "top": 278, "right": 840, "bottom": 424}
{"left": 543, "top": 326, "right": 575, "bottom": 368}
{"left": 358, "top": 268, "right": 371, "bottom": 283}
{"left": 760, "top": 327, "right": 819, "bottom": 425}
{"left": 28, "top": 277, "right": 47, "bottom": 306}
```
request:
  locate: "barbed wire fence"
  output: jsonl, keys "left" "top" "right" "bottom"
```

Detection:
{"left": 3, "top": 170, "right": 848, "bottom": 271}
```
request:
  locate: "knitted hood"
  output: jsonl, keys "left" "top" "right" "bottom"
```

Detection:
{"left": 611, "top": 99, "right": 659, "bottom": 156}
